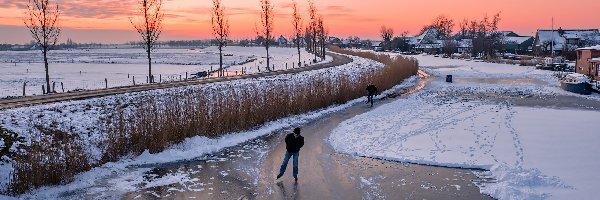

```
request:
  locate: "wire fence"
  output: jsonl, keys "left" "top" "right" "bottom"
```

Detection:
{"left": 0, "top": 57, "right": 326, "bottom": 99}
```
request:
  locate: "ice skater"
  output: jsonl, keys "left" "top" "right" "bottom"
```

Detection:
{"left": 366, "top": 83, "right": 378, "bottom": 107}
{"left": 276, "top": 127, "right": 304, "bottom": 182}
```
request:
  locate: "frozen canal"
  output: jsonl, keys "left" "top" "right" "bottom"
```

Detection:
{"left": 7, "top": 54, "right": 599, "bottom": 200}
{"left": 330, "top": 54, "right": 600, "bottom": 200}
{"left": 0, "top": 46, "right": 327, "bottom": 98}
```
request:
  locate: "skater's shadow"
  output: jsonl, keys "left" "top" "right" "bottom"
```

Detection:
{"left": 276, "top": 181, "right": 300, "bottom": 199}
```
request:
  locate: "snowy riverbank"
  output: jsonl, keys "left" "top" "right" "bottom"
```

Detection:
{"left": 329, "top": 55, "right": 600, "bottom": 199}
{"left": 0, "top": 51, "right": 418, "bottom": 197}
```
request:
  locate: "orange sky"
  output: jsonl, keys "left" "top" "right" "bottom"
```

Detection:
{"left": 0, "top": 0, "right": 599, "bottom": 43}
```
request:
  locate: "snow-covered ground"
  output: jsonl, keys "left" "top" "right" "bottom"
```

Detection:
{"left": 329, "top": 54, "right": 600, "bottom": 199}
{"left": 0, "top": 52, "right": 390, "bottom": 198}
{"left": 0, "top": 46, "right": 329, "bottom": 98}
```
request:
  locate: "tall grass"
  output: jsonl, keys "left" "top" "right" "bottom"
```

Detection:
{"left": 5, "top": 49, "right": 418, "bottom": 195}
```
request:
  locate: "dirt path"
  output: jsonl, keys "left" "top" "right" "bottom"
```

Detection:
{"left": 121, "top": 77, "right": 493, "bottom": 200}
{"left": 0, "top": 53, "right": 352, "bottom": 110}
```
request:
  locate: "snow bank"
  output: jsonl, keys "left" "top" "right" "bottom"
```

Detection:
{"left": 8, "top": 69, "right": 420, "bottom": 199}
{"left": 0, "top": 52, "right": 389, "bottom": 195}
{"left": 329, "top": 56, "right": 600, "bottom": 199}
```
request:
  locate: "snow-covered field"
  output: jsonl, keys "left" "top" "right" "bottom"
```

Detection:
{"left": 0, "top": 46, "right": 328, "bottom": 98}
{"left": 329, "top": 54, "right": 600, "bottom": 199}
{"left": 0, "top": 52, "right": 386, "bottom": 198}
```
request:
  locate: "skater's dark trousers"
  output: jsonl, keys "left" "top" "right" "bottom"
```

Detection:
{"left": 279, "top": 151, "right": 299, "bottom": 178}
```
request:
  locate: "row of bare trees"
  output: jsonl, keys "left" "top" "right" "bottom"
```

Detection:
{"left": 379, "top": 13, "right": 503, "bottom": 57}
{"left": 304, "top": 0, "right": 327, "bottom": 62}
{"left": 23, "top": 0, "right": 325, "bottom": 92}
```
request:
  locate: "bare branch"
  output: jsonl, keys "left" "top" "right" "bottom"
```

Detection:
{"left": 258, "top": 0, "right": 274, "bottom": 71}
{"left": 130, "top": 0, "right": 164, "bottom": 82}
{"left": 23, "top": 0, "right": 61, "bottom": 93}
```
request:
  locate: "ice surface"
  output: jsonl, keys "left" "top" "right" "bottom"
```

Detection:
{"left": 329, "top": 55, "right": 600, "bottom": 200}
{"left": 0, "top": 47, "right": 328, "bottom": 98}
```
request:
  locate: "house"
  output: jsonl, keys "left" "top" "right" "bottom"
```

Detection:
{"left": 576, "top": 45, "right": 600, "bottom": 80}
{"left": 457, "top": 39, "right": 473, "bottom": 54}
{"left": 341, "top": 37, "right": 366, "bottom": 49}
{"left": 277, "top": 35, "right": 288, "bottom": 46}
{"left": 289, "top": 37, "right": 306, "bottom": 47}
{"left": 500, "top": 31, "right": 520, "bottom": 37}
{"left": 414, "top": 27, "right": 443, "bottom": 53}
{"left": 328, "top": 37, "right": 342, "bottom": 46}
{"left": 534, "top": 29, "right": 600, "bottom": 55}
{"left": 501, "top": 32, "right": 534, "bottom": 54}
{"left": 371, "top": 41, "right": 384, "bottom": 51}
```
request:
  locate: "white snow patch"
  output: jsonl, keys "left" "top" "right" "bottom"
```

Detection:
{"left": 329, "top": 56, "right": 600, "bottom": 200}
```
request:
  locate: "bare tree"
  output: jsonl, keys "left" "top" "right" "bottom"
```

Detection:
{"left": 392, "top": 31, "right": 411, "bottom": 52}
{"left": 304, "top": 26, "right": 313, "bottom": 52}
{"left": 432, "top": 15, "right": 455, "bottom": 39}
{"left": 211, "top": 0, "right": 230, "bottom": 77}
{"left": 258, "top": 0, "right": 274, "bottom": 71}
{"left": 442, "top": 39, "right": 458, "bottom": 56}
{"left": 317, "top": 16, "right": 327, "bottom": 58}
{"left": 380, "top": 26, "right": 394, "bottom": 51}
{"left": 467, "top": 13, "right": 502, "bottom": 58}
{"left": 24, "top": 0, "right": 61, "bottom": 94}
{"left": 130, "top": 0, "right": 164, "bottom": 83}
{"left": 308, "top": 0, "right": 318, "bottom": 61}
{"left": 291, "top": 0, "right": 303, "bottom": 67}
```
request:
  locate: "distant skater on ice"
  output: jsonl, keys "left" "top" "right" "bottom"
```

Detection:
{"left": 276, "top": 127, "right": 304, "bottom": 182}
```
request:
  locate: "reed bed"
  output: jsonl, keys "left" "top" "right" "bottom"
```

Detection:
{"left": 4, "top": 50, "right": 418, "bottom": 195}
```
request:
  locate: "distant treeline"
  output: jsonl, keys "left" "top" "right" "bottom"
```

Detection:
{"left": 0, "top": 37, "right": 289, "bottom": 51}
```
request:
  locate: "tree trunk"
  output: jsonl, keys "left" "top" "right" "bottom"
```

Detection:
{"left": 219, "top": 45, "right": 223, "bottom": 77}
{"left": 297, "top": 43, "right": 301, "bottom": 67}
{"left": 43, "top": 47, "right": 50, "bottom": 93}
{"left": 147, "top": 47, "right": 152, "bottom": 83}
{"left": 266, "top": 46, "right": 270, "bottom": 71}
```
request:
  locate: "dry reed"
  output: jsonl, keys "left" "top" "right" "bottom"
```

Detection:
{"left": 5, "top": 49, "right": 418, "bottom": 195}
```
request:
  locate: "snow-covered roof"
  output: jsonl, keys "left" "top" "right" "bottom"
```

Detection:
{"left": 505, "top": 36, "right": 532, "bottom": 44}
{"left": 405, "top": 37, "right": 418, "bottom": 45}
{"left": 561, "top": 29, "right": 599, "bottom": 39}
{"left": 371, "top": 41, "right": 382, "bottom": 47}
{"left": 416, "top": 28, "right": 439, "bottom": 43}
{"left": 536, "top": 29, "right": 600, "bottom": 50}
{"left": 577, "top": 45, "right": 600, "bottom": 51}
{"left": 457, "top": 39, "right": 472, "bottom": 48}
{"left": 499, "top": 31, "right": 519, "bottom": 37}
{"left": 535, "top": 30, "right": 563, "bottom": 48}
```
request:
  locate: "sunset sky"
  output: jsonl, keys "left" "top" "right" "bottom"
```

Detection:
{"left": 0, "top": 0, "right": 599, "bottom": 43}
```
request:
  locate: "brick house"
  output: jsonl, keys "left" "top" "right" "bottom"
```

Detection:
{"left": 576, "top": 45, "right": 600, "bottom": 80}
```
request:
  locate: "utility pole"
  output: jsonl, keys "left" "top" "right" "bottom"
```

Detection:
{"left": 551, "top": 17, "right": 554, "bottom": 57}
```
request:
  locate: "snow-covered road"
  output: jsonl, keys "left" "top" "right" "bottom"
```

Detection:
{"left": 329, "top": 55, "right": 600, "bottom": 200}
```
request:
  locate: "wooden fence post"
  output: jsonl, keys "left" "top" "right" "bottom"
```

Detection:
{"left": 42, "top": 85, "right": 45, "bottom": 94}
{"left": 105, "top": 78, "right": 108, "bottom": 89}
{"left": 61, "top": 82, "right": 64, "bottom": 93}
{"left": 133, "top": 76, "right": 136, "bottom": 86}
{"left": 22, "top": 82, "right": 26, "bottom": 96}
